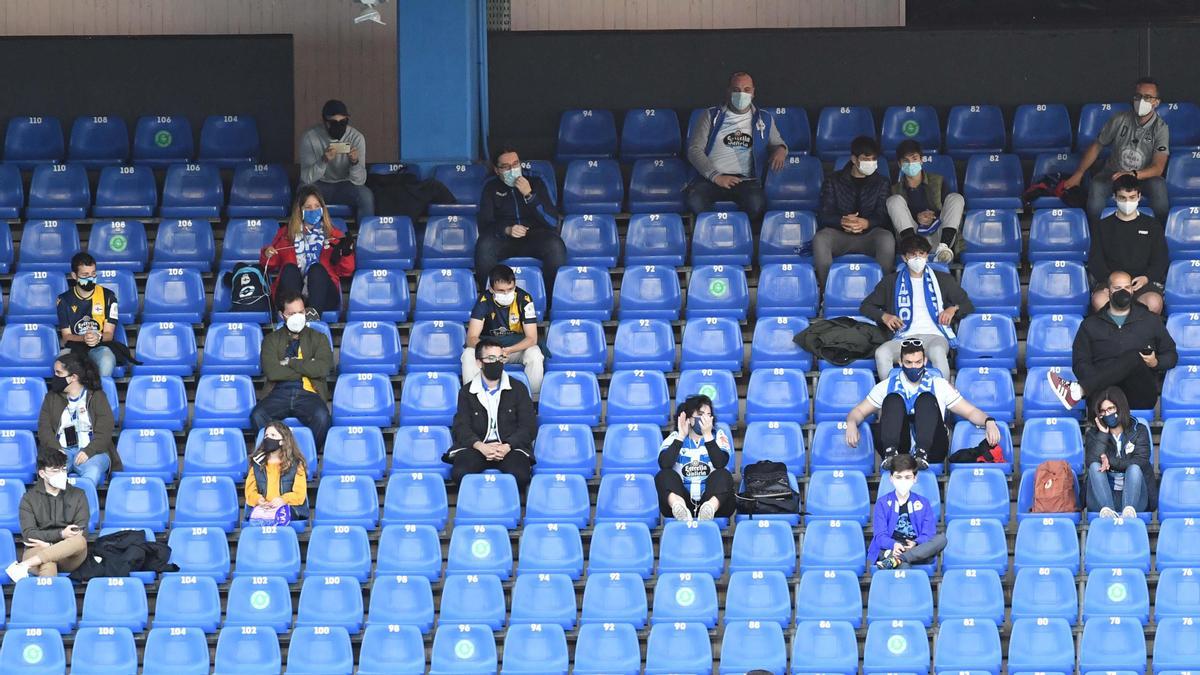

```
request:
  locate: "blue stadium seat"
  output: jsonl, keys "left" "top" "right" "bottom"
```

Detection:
{"left": 1155, "top": 616, "right": 1200, "bottom": 672}
{"left": 621, "top": 108, "right": 681, "bottom": 160}
{"left": 1171, "top": 315, "right": 1200, "bottom": 373}
{"left": 946, "top": 104, "right": 1006, "bottom": 159}
{"left": 5, "top": 271, "right": 63, "bottom": 324}
{"left": 1167, "top": 206, "right": 1200, "bottom": 260}
{"left": 71, "top": 626, "right": 138, "bottom": 674}
{"left": 658, "top": 519, "right": 724, "bottom": 577}
{"left": 600, "top": 423, "right": 663, "bottom": 476}
{"left": 89, "top": 218, "right": 149, "bottom": 271}
{"left": 862, "top": 619, "right": 930, "bottom": 674}
{"left": 338, "top": 321, "right": 403, "bottom": 376}
{"left": 676, "top": 368, "right": 739, "bottom": 421}
{"left": 1026, "top": 314, "right": 1081, "bottom": 368}
{"left": 813, "top": 367, "right": 874, "bottom": 424}
{"left": 1028, "top": 152, "right": 1081, "bottom": 208}
{"left": 1007, "top": 618, "right": 1075, "bottom": 672}
{"left": 867, "top": 568, "right": 934, "bottom": 627}
{"left": 612, "top": 318, "right": 674, "bottom": 371}
{"left": 142, "top": 626, "right": 209, "bottom": 675}
{"left": 358, "top": 624, "right": 425, "bottom": 675}
{"left": 1078, "top": 616, "right": 1147, "bottom": 673}
{"left": 405, "top": 320, "right": 466, "bottom": 374}
{"left": 382, "top": 471, "right": 449, "bottom": 529}
{"left": 314, "top": 474, "right": 379, "bottom": 529}
{"left": 0, "top": 376, "right": 47, "bottom": 432}
{"left": 823, "top": 261, "right": 883, "bottom": 317}
{"left": 605, "top": 369, "right": 669, "bottom": 426}
{"left": 0, "top": 628, "right": 66, "bottom": 673}
{"left": 587, "top": 520, "right": 654, "bottom": 578}
{"left": 945, "top": 467, "right": 1011, "bottom": 524}
{"left": 580, "top": 571, "right": 648, "bottom": 628}
{"left": 810, "top": 420, "right": 875, "bottom": 474}
{"left": 1077, "top": 102, "right": 1129, "bottom": 151}
{"left": 961, "top": 208, "right": 1022, "bottom": 263}
{"left": 1083, "top": 567, "right": 1149, "bottom": 624}
{"left": 644, "top": 623, "right": 713, "bottom": 675}
{"left": 550, "top": 265, "right": 613, "bottom": 321}
{"left": 723, "top": 570, "right": 792, "bottom": 628}
{"left": 9, "top": 575, "right": 75, "bottom": 632}
{"left": 680, "top": 316, "right": 743, "bottom": 371}
{"left": 413, "top": 267, "right": 474, "bottom": 321}
{"left": 729, "top": 518, "right": 796, "bottom": 576}
{"left": 719, "top": 621, "right": 786, "bottom": 674}
{"left": 806, "top": 469, "right": 870, "bottom": 525}
{"left": 172, "top": 474, "right": 239, "bottom": 532}
{"left": 286, "top": 626, "right": 354, "bottom": 675}
{"left": 1156, "top": 565, "right": 1200, "bottom": 618}
{"left": 5, "top": 115, "right": 64, "bottom": 168}
{"left": 24, "top": 165, "right": 86, "bottom": 220}
{"left": 93, "top": 268, "right": 138, "bottom": 325}
{"left": 1029, "top": 207, "right": 1090, "bottom": 261}
{"left": 198, "top": 114, "right": 259, "bottom": 166}
{"left": 154, "top": 574, "right": 221, "bottom": 632}
{"left": 814, "top": 106, "right": 876, "bottom": 161}
{"left": 1160, "top": 101, "right": 1200, "bottom": 150}
{"left": 234, "top": 525, "right": 300, "bottom": 582}
{"left": 356, "top": 215, "right": 416, "bottom": 271}
{"left": 956, "top": 313, "right": 1018, "bottom": 370}
{"left": 226, "top": 163, "right": 289, "bottom": 218}
{"left": 544, "top": 319, "right": 605, "bottom": 373}
{"left": 347, "top": 268, "right": 411, "bottom": 323}
{"left": 332, "top": 372, "right": 395, "bottom": 427}
{"left": 692, "top": 211, "right": 752, "bottom": 266}
{"left": 421, "top": 214, "right": 477, "bottom": 268}
{"left": 1028, "top": 260, "right": 1089, "bottom": 316}
{"left": 219, "top": 217, "right": 277, "bottom": 271}
{"left": 953, "top": 366, "right": 1016, "bottom": 423}
{"left": 187, "top": 373, "right": 254, "bottom": 429}
{"left": 1012, "top": 103, "right": 1072, "bottom": 158}
{"left": 132, "top": 115, "right": 193, "bottom": 168}
{"left": 881, "top": 105, "right": 941, "bottom": 155}
{"left": 791, "top": 621, "right": 858, "bottom": 674}
{"left": 595, "top": 472, "right": 659, "bottom": 529}
{"left": 199, "top": 322, "right": 262, "bottom": 376}
{"left": 103, "top": 474, "right": 169, "bottom": 531}
{"left": 0, "top": 164, "right": 20, "bottom": 221}
{"left": 367, "top": 573, "right": 434, "bottom": 632}
{"left": 123, "top": 374, "right": 188, "bottom": 431}
{"left": 397, "top": 370, "right": 459, "bottom": 427}
{"left": 757, "top": 263, "right": 820, "bottom": 319}
{"left": 1020, "top": 415, "right": 1086, "bottom": 472}
{"left": 538, "top": 370, "right": 602, "bottom": 425}
{"left": 799, "top": 519, "right": 866, "bottom": 574}
{"left": 934, "top": 619, "right": 1002, "bottom": 675}
{"left": 160, "top": 163, "right": 223, "bottom": 218}
{"left": 962, "top": 153, "right": 1023, "bottom": 209}
{"left": 556, "top": 108, "right": 617, "bottom": 162}
{"left": 1016, "top": 468, "right": 1078, "bottom": 522}
{"left": 943, "top": 517, "right": 1008, "bottom": 574}
{"left": 1168, "top": 260, "right": 1200, "bottom": 314}
{"left": 765, "top": 154, "right": 824, "bottom": 211}
{"left": 432, "top": 625, "right": 500, "bottom": 674}
{"left": 17, "top": 218, "right": 80, "bottom": 271}
{"left": 1085, "top": 514, "right": 1150, "bottom": 573}
{"left": 627, "top": 158, "right": 688, "bottom": 214}
{"left": 741, "top": 420, "right": 806, "bottom": 476}
{"left": 501, "top": 623, "right": 569, "bottom": 675}
{"left": 375, "top": 524, "right": 442, "bottom": 580}
{"left": 0, "top": 429, "right": 36, "bottom": 482}
{"left": 563, "top": 158, "right": 623, "bottom": 214}
{"left": 447, "top": 523, "right": 513, "bottom": 578}
{"left": 427, "top": 163, "right": 491, "bottom": 215}
{"left": 652, "top": 571, "right": 718, "bottom": 628}
{"left": 938, "top": 568, "right": 1005, "bottom": 624}
{"left": 114, "top": 428, "right": 177, "bottom": 483}
{"left": 68, "top": 114, "right": 128, "bottom": 167}
{"left": 559, "top": 214, "right": 619, "bottom": 268}
{"left": 1013, "top": 516, "right": 1080, "bottom": 573}
{"left": 1160, "top": 417, "right": 1200, "bottom": 467}
{"left": 296, "top": 574, "right": 364, "bottom": 633}
{"left": 1159, "top": 466, "right": 1200, "bottom": 519}
{"left": 518, "top": 521, "right": 584, "bottom": 578}
{"left": 322, "top": 426, "right": 386, "bottom": 480}
{"left": 0, "top": 323, "right": 58, "bottom": 378}
{"left": 1011, "top": 565, "right": 1078, "bottom": 624}
{"left": 751, "top": 316, "right": 811, "bottom": 372}
{"left": 305, "top": 524, "right": 371, "bottom": 582}
{"left": 518, "top": 472, "right": 588, "bottom": 528}
{"left": 766, "top": 105, "right": 812, "bottom": 154}
{"left": 625, "top": 213, "right": 686, "bottom": 265}
{"left": 619, "top": 264, "right": 683, "bottom": 321}
{"left": 213, "top": 625, "right": 280, "bottom": 673}
{"left": 687, "top": 264, "right": 749, "bottom": 319}
{"left": 142, "top": 267, "right": 204, "bottom": 323}
{"left": 759, "top": 210, "right": 816, "bottom": 264}
{"left": 960, "top": 261, "right": 1021, "bottom": 318}
{"left": 167, "top": 525, "right": 231, "bottom": 581}
{"left": 93, "top": 164, "right": 158, "bottom": 216}
{"left": 744, "top": 367, "right": 811, "bottom": 420}
{"left": 391, "top": 426, "right": 453, "bottom": 479}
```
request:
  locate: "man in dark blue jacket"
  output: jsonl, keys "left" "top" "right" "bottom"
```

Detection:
{"left": 474, "top": 147, "right": 566, "bottom": 296}
{"left": 812, "top": 135, "right": 894, "bottom": 286}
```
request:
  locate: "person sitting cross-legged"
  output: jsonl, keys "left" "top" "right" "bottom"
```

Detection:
{"left": 868, "top": 453, "right": 945, "bottom": 570}
{"left": 5, "top": 448, "right": 90, "bottom": 580}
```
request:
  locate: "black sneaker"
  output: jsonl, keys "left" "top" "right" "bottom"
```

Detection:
{"left": 913, "top": 447, "right": 930, "bottom": 471}
{"left": 880, "top": 447, "right": 899, "bottom": 471}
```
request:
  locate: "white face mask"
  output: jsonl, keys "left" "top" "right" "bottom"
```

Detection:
{"left": 1135, "top": 98, "right": 1154, "bottom": 117}
{"left": 493, "top": 291, "right": 516, "bottom": 306}
{"left": 285, "top": 313, "right": 307, "bottom": 333}
{"left": 892, "top": 476, "right": 916, "bottom": 496}
{"left": 906, "top": 256, "right": 928, "bottom": 275}
{"left": 730, "top": 91, "right": 753, "bottom": 111}
{"left": 46, "top": 470, "right": 68, "bottom": 491}
{"left": 1117, "top": 199, "right": 1140, "bottom": 216}
{"left": 857, "top": 159, "right": 878, "bottom": 176}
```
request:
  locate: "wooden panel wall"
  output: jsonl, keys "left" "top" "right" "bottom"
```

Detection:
{"left": 510, "top": 0, "right": 906, "bottom": 30}
{"left": 0, "top": 0, "right": 400, "bottom": 160}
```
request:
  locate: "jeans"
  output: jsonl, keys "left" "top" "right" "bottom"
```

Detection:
{"left": 87, "top": 346, "right": 116, "bottom": 377}
{"left": 685, "top": 177, "right": 767, "bottom": 224}
{"left": 66, "top": 446, "right": 111, "bottom": 487}
{"left": 313, "top": 180, "right": 375, "bottom": 219}
{"left": 887, "top": 192, "right": 965, "bottom": 248}
{"left": 874, "top": 334, "right": 951, "bottom": 381}
{"left": 474, "top": 228, "right": 568, "bottom": 298}
{"left": 878, "top": 392, "right": 949, "bottom": 463}
{"left": 811, "top": 226, "right": 896, "bottom": 286}
{"left": 1087, "top": 461, "right": 1148, "bottom": 512}
{"left": 1087, "top": 173, "right": 1169, "bottom": 224}
{"left": 461, "top": 347, "right": 544, "bottom": 396}
{"left": 251, "top": 388, "right": 332, "bottom": 450}
{"left": 276, "top": 262, "right": 340, "bottom": 315}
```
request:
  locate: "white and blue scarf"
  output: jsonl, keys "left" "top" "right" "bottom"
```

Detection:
{"left": 889, "top": 368, "right": 936, "bottom": 415}
{"left": 294, "top": 226, "right": 325, "bottom": 275}
{"left": 894, "top": 268, "right": 957, "bottom": 347}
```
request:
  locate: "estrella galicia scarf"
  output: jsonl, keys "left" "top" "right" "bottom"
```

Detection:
{"left": 894, "top": 269, "right": 957, "bottom": 347}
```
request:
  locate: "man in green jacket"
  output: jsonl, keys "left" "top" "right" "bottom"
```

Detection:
{"left": 6, "top": 448, "right": 90, "bottom": 580}
{"left": 250, "top": 289, "right": 334, "bottom": 448}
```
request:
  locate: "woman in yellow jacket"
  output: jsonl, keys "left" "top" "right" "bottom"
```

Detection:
{"left": 244, "top": 421, "right": 310, "bottom": 520}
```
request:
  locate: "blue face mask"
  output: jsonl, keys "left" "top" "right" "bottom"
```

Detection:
{"left": 900, "top": 161, "right": 923, "bottom": 178}
{"left": 1103, "top": 412, "right": 1120, "bottom": 429}
{"left": 902, "top": 366, "right": 925, "bottom": 383}
{"left": 501, "top": 167, "right": 522, "bottom": 187}
{"left": 302, "top": 208, "right": 323, "bottom": 226}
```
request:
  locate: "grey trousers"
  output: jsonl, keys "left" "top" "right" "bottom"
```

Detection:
{"left": 874, "top": 334, "right": 951, "bottom": 380}
{"left": 887, "top": 192, "right": 966, "bottom": 247}
{"left": 900, "top": 532, "right": 947, "bottom": 567}
{"left": 812, "top": 226, "right": 896, "bottom": 286}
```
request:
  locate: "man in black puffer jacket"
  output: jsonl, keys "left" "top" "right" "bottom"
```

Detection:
{"left": 812, "top": 135, "right": 895, "bottom": 286}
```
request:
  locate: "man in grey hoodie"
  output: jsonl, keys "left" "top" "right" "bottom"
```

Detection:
{"left": 299, "top": 99, "right": 375, "bottom": 218}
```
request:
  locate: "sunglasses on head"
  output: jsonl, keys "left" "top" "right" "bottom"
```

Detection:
{"left": 901, "top": 338, "right": 924, "bottom": 348}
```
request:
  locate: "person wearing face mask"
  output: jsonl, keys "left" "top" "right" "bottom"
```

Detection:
{"left": 813, "top": 135, "right": 895, "bottom": 286}
{"left": 56, "top": 252, "right": 119, "bottom": 377}
{"left": 846, "top": 341, "right": 1000, "bottom": 470}
{"left": 1048, "top": 270, "right": 1177, "bottom": 412}
{"left": 1084, "top": 386, "right": 1156, "bottom": 520}
{"left": 886, "top": 140, "right": 964, "bottom": 263}
{"left": 251, "top": 289, "right": 334, "bottom": 450}
{"left": 685, "top": 71, "right": 788, "bottom": 226}
{"left": 298, "top": 98, "right": 374, "bottom": 218}
{"left": 867, "top": 453, "right": 944, "bottom": 570}
{"left": 475, "top": 146, "right": 566, "bottom": 296}
{"left": 1086, "top": 175, "right": 1168, "bottom": 314}
{"left": 1063, "top": 77, "right": 1170, "bottom": 224}
{"left": 444, "top": 338, "right": 536, "bottom": 493}
{"left": 861, "top": 234, "right": 973, "bottom": 380}
{"left": 261, "top": 185, "right": 356, "bottom": 315}
{"left": 36, "top": 352, "right": 118, "bottom": 487}
{"left": 654, "top": 395, "right": 735, "bottom": 522}
{"left": 244, "top": 421, "right": 310, "bottom": 522}
{"left": 5, "top": 448, "right": 90, "bottom": 581}
{"left": 462, "top": 265, "right": 545, "bottom": 395}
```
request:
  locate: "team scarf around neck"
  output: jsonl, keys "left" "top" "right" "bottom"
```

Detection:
{"left": 894, "top": 267, "right": 957, "bottom": 347}
{"left": 889, "top": 367, "right": 936, "bottom": 415}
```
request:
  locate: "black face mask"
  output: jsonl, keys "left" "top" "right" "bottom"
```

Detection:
{"left": 261, "top": 437, "right": 282, "bottom": 453}
{"left": 481, "top": 361, "right": 505, "bottom": 381}
{"left": 48, "top": 375, "right": 69, "bottom": 393}
{"left": 1110, "top": 289, "right": 1133, "bottom": 310}
{"left": 325, "top": 119, "right": 348, "bottom": 140}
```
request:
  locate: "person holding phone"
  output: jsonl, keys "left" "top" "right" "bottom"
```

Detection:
{"left": 36, "top": 352, "right": 118, "bottom": 487}
{"left": 5, "top": 448, "right": 91, "bottom": 580}
{"left": 298, "top": 98, "right": 374, "bottom": 218}
{"left": 1084, "top": 386, "right": 1156, "bottom": 519}
{"left": 261, "top": 185, "right": 355, "bottom": 315}
{"left": 654, "top": 394, "right": 736, "bottom": 521}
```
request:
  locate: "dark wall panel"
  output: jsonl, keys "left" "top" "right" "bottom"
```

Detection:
{"left": 0, "top": 35, "right": 293, "bottom": 162}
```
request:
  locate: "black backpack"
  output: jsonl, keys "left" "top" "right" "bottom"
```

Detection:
{"left": 226, "top": 262, "right": 272, "bottom": 314}
{"left": 736, "top": 460, "right": 800, "bottom": 517}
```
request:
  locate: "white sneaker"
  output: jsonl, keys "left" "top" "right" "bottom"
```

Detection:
{"left": 697, "top": 500, "right": 718, "bottom": 521}
{"left": 1099, "top": 506, "right": 1118, "bottom": 519}
{"left": 1122, "top": 505, "right": 1138, "bottom": 519}
{"left": 5, "top": 560, "right": 28, "bottom": 583}
{"left": 670, "top": 499, "right": 693, "bottom": 522}
{"left": 934, "top": 243, "right": 954, "bottom": 263}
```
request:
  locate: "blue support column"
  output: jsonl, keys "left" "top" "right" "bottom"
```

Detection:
{"left": 398, "top": 0, "right": 485, "bottom": 163}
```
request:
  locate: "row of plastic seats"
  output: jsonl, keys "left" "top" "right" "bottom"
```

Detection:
{"left": 1, "top": 113, "right": 259, "bottom": 170}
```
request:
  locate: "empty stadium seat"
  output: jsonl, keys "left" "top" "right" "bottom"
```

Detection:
{"left": 375, "top": 524, "right": 443, "bottom": 581}
{"left": 0, "top": 429, "right": 36, "bottom": 482}
{"left": 799, "top": 519, "right": 866, "bottom": 574}
{"left": 691, "top": 211, "right": 751, "bottom": 266}
{"left": 810, "top": 420, "right": 875, "bottom": 474}
{"left": 446, "top": 523, "right": 513, "bottom": 578}
{"left": 1154, "top": 615, "right": 1200, "bottom": 671}
{"left": 813, "top": 367, "right": 874, "bottom": 424}
{"left": 579, "top": 570, "right": 648, "bottom": 628}
{"left": 219, "top": 217, "right": 277, "bottom": 271}
{"left": 723, "top": 570, "right": 792, "bottom": 629}
{"left": 791, "top": 620, "right": 858, "bottom": 673}
{"left": 617, "top": 264, "right": 682, "bottom": 319}
{"left": 1025, "top": 314, "right": 1081, "bottom": 368}
{"left": 750, "top": 317, "right": 811, "bottom": 373}
{"left": 1160, "top": 416, "right": 1200, "bottom": 468}
{"left": 167, "top": 525, "right": 231, "bottom": 581}
{"left": 757, "top": 263, "right": 820, "bottom": 319}
{"left": 454, "top": 472, "right": 521, "bottom": 528}
{"left": 945, "top": 467, "right": 1011, "bottom": 524}
{"left": 862, "top": 619, "right": 930, "bottom": 674}
{"left": 413, "top": 267, "right": 474, "bottom": 321}
{"left": 25, "top": 164, "right": 88, "bottom": 219}
{"left": 605, "top": 370, "right": 670, "bottom": 427}
{"left": 961, "top": 208, "right": 1022, "bottom": 263}
{"left": 391, "top": 425, "right": 453, "bottom": 479}
{"left": 1167, "top": 259, "right": 1200, "bottom": 313}
{"left": 366, "top": 573, "right": 435, "bottom": 633}
{"left": 599, "top": 423, "right": 662, "bottom": 476}
{"left": 191, "top": 373, "right": 255, "bottom": 429}
{"left": 501, "top": 623, "right": 569, "bottom": 675}
{"left": 67, "top": 114, "right": 128, "bottom": 167}
{"left": 1083, "top": 566, "right": 1149, "bottom": 624}
{"left": 550, "top": 265, "right": 613, "bottom": 321}
{"left": 17, "top": 218, "right": 79, "bottom": 271}
{"left": 382, "top": 469, "right": 449, "bottom": 529}
{"left": 0, "top": 323, "right": 57, "bottom": 378}
{"left": 717, "top": 621, "right": 785, "bottom": 674}
{"left": 1013, "top": 516, "right": 1080, "bottom": 573}
{"left": 160, "top": 163, "right": 222, "bottom": 218}
{"left": 962, "top": 153, "right": 1023, "bottom": 208}
{"left": 960, "top": 261, "right": 1022, "bottom": 317}
{"left": 1155, "top": 565, "right": 1200, "bottom": 619}
{"left": 518, "top": 521, "right": 585, "bottom": 579}
{"left": 651, "top": 571, "right": 718, "bottom": 628}
{"left": 306, "top": 524, "right": 371, "bottom": 582}
{"left": 765, "top": 154, "right": 824, "bottom": 211}
{"left": 1029, "top": 207, "right": 1090, "bottom": 261}
{"left": 587, "top": 519, "right": 653, "bottom": 579}
{"left": 153, "top": 574, "right": 221, "bottom": 632}
{"left": 758, "top": 210, "right": 816, "bottom": 264}
{"left": 234, "top": 524, "right": 301, "bottom": 582}
{"left": 336, "top": 320, "right": 403, "bottom": 375}
{"left": 729, "top": 518, "right": 796, "bottom": 576}
{"left": 1167, "top": 206, "right": 1200, "bottom": 262}
{"left": 70, "top": 626, "right": 138, "bottom": 674}
{"left": 537, "top": 370, "right": 601, "bottom": 425}
{"left": 814, "top": 105, "right": 875, "bottom": 161}
{"left": 595, "top": 473, "right": 658, "bottom": 528}
{"left": 955, "top": 313, "right": 1019, "bottom": 370}
{"left": 644, "top": 623, "right": 713, "bottom": 675}
{"left": 314, "top": 474, "right": 379, "bottom": 529}
{"left": 285, "top": 626, "right": 353, "bottom": 675}
{"left": 355, "top": 215, "right": 417, "bottom": 270}
{"left": 224, "top": 575, "right": 293, "bottom": 632}
{"left": 806, "top": 469, "right": 870, "bottom": 525}
{"left": 556, "top": 215, "right": 619, "bottom": 269}
{"left": 946, "top": 104, "right": 1006, "bottom": 158}
{"left": 142, "top": 267, "right": 205, "bottom": 323}
{"left": 881, "top": 104, "right": 941, "bottom": 155}
{"left": 557, "top": 108, "right": 617, "bottom": 162}
{"left": 142, "top": 626, "right": 209, "bottom": 675}
{"left": 213, "top": 625, "right": 280, "bottom": 673}
{"left": 173, "top": 474, "right": 239, "bottom": 532}
{"left": 132, "top": 115, "right": 193, "bottom": 168}
{"left": 625, "top": 213, "right": 686, "bottom": 265}
{"left": 943, "top": 517, "right": 1008, "bottom": 574}
{"left": 5, "top": 115, "right": 64, "bottom": 168}
{"left": 346, "top": 268, "right": 411, "bottom": 323}
{"left": 1006, "top": 617, "right": 1076, "bottom": 672}
{"left": 620, "top": 107, "right": 681, "bottom": 160}
{"left": 573, "top": 623, "right": 641, "bottom": 675}
{"left": 658, "top": 519, "right": 724, "bottom": 578}
{"left": 676, "top": 368, "right": 739, "bottom": 421}
{"left": 544, "top": 319, "right": 605, "bottom": 373}
{"left": 427, "top": 163, "right": 490, "bottom": 215}
{"left": 87, "top": 218, "right": 149, "bottom": 272}
{"left": 103, "top": 474, "right": 170, "bottom": 531}
{"left": 626, "top": 158, "right": 688, "bottom": 213}
{"left": 226, "top": 162, "right": 289, "bottom": 218}
{"left": 1012, "top": 103, "right": 1072, "bottom": 158}
{"left": 823, "top": 261, "right": 883, "bottom": 316}
{"left": 295, "top": 574, "right": 364, "bottom": 633}
{"left": 421, "top": 214, "right": 477, "bottom": 268}
{"left": 399, "top": 371, "right": 462, "bottom": 428}
{"left": 1085, "top": 514, "right": 1150, "bottom": 572}
{"left": 938, "top": 567, "right": 1005, "bottom": 625}
{"left": 0, "top": 628, "right": 66, "bottom": 673}
{"left": 612, "top": 318, "right": 674, "bottom": 371}
{"left": 9, "top": 575, "right": 75, "bottom": 632}
{"left": 740, "top": 420, "right": 806, "bottom": 477}
{"left": 953, "top": 366, "right": 1016, "bottom": 423}
{"left": 331, "top": 372, "right": 395, "bottom": 427}
{"left": 198, "top": 114, "right": 259, "bottom": 166}
{"left": 1019, "top": 415, "right": 1086, "bottom": 472}
{"left": 197, "top": 323, "right": 261, "bottom": 378}
{"left": 400, "top": 321, "right": 464, "bottom": 375}
{"left": 1159, "top": 466, "right": 1200, "bottom": 519}
{"left": 866, "top": 568, "right": 933, "bottom": 627}
{"left": 1011, "top": 565, "right": 1078, "bottom": 625}
{"left": 934, "top": 619, "right": 1002, "bottom": 674}
{"left": 1160, "top": 101, "right": 1200, "bottom": 150}
{"left": 0, "top": 376, "right": 47, "bottom": 432}
{"left": 320, "top": 426, "right": 386, "bottom": 480}
{"left": 1029, "top": 259, "right": 1090, "bottom": 315}
{"left": 561, "top": 158, "right": 623, "bottom": 214}
{"left": 358, "top": 624, "right": 426, "bottom": 675}
{"left": 678, "top": 316, "right": 742, "bottom": 372}
{"left": 1078, "top": 616, "right": 1147, "bottom": 673}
